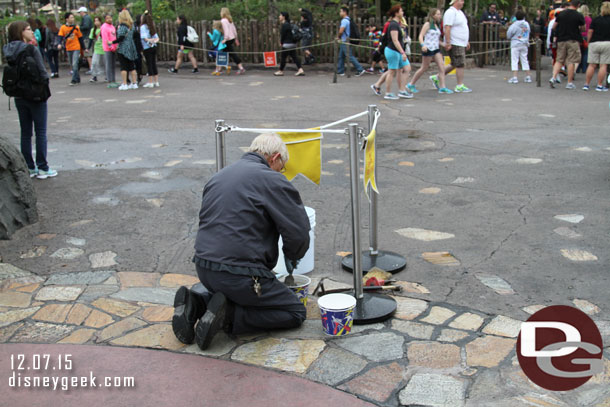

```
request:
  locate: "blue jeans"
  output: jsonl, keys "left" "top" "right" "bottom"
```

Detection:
{"left": 14, "top": 98, "right": 49, "bottom": 172}
{"left": 337, "top": 42, "right": 363, "bottom": 74}
{"left": 46, "top": 49, "right": 59, "bottom": 74}
{"left": 67, "top": 50, "right": 80, "bottom": 82}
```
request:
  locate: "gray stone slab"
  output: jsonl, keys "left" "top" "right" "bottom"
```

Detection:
{"left": 10, "top": 322, "right": 75, "bottom": 343}
{"left": 110, "top": 287, "right": 176, "bottom": 305}
{"left": 335, "top": 332, "right": 404, "bottom": 362}
{"left": 270, "top": 320, "right": 327, "bottom": 340}
{"left": 399, "top": 373, "right": 466, "bottom": 407}
{"left": 77, "top": 285, "right": 121, "bottom": 303}
{"left": 306, "top": 347, "right": 368, "bottom": 386}
{"left": 0, "top": 264, "right": 32, "bottom": 281}
{"left": 45, "top": 270, "right": 115, "bottom": 286}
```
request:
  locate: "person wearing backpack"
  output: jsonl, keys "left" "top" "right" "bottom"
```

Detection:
{"left": 299, "top": 8, "right": 315, "bottom": 65}
{"left": 57, "top": 12, "right": 83, "bottom": 86}
{"left": 274, "top": 12, "right": 305, "bottom": 77}
{"left": 3, "top": 21, "right": 56, "bottom": 179}
{"left": 168, "top": 15, "right": 199, "bottom": 74}
{"left": 337, "top": 6, "right": 365, "bottom": 76}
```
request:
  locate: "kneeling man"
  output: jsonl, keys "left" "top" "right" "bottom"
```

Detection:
{"left": 173, "top": 133, "right": 311, "bottom": 350}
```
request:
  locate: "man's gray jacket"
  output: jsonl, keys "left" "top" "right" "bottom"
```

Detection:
{"left": 194, "top": 152, "right": 310, "bottom": 276}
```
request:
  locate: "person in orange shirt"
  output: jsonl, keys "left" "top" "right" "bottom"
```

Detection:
{"left": 57, "top": 12, "right": 82, "bottom": 85}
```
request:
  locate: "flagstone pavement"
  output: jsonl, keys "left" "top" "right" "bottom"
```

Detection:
{"left": 1, "top": 263, "right": 609, "bottom": 406}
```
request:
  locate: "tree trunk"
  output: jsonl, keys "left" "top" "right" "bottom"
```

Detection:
{"left": 437, "top": 0, "right": 445, "bottom": 11}
{"left": 375, "top": 0, "right": 381, "bottom": 22}
{"left": 146, "top": 0, "right": 152, "bottom": 13}
{"left": 52, "top": 0, "right": 60, "bottom": 23}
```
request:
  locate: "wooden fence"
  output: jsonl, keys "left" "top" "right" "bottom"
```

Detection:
{"left": 1, "top": 18, "right": 519, "bottom": 67}
{"left": 154, "top": 18, "right": 513, "bottom": 66}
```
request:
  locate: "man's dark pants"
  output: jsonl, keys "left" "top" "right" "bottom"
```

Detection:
{"left": 196, "top": 265, "right": 306, "bottom": 335}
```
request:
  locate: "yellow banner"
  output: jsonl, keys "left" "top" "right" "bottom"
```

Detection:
{"left": 363, "top": 129, "right": 379, "bottom": 199}
{"left": 278, "top": 129, "right": 322, "bottom": 185}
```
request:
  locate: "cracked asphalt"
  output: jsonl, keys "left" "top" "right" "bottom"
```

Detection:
{"left": 1, "top": 59, "right": 609, "bottom": 322}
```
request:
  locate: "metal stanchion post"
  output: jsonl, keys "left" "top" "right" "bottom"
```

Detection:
{"left": 536, "top": 39, "right": 542, "bottom": 88}
{"left": 215, "top": 119, "right": 226, "bottom": 172}
{"left": 342, "top": 106, "right": 407, "bottom": 274}
{"left": 346, "top": 123, "right": 396, "bottom": 324}
{"left": 347, "top": 123, "right": 363, "bottom": 300}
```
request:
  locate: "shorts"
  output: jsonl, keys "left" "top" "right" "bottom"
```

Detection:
{"left": 118, "top": 53, "right": 135, "bottom": 71}
{"left": 180, "top": 48, "right": 191, "bottom": 54}
{"left": 449, "top": 45, "right": 466, "bottom": 68}
{"left": 556, "top": 40, "right": 581, "bottom": 65}
{"left": 588, "top": 41, "right": 610, "bottom": 65}
{"left": 384, "top": 47, "right": 409, "bottom": 70}
{"left": 83, "top": 39, "right": 92, "bottom": 57}
{"left": 422, "top": 48, "right": 441, "bottom": 57}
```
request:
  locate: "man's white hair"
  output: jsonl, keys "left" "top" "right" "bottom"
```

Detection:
{"left": 247, "top": 133, "right": 289, "bottom": 162}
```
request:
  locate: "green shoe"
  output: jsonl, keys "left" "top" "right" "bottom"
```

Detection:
{"left": 107, "top": 82, "right": 120, "bottom": 89}
{"left": 36, "top": 168, "right": 58, "bottom": 179}
{"left": 28, "top": 168, "right": 38, "bottom": 178}
{"left": 454, "top": 84, "right": 472, "bottom": 93}
{"left": 429, "top": 75, "right": 440, "bottom": 90}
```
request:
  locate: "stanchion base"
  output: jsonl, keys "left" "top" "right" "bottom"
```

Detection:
{"left": 349, "top": 292, "right": 397, "bottom": 324}
{"left": 341, "top": 250, "right": 406, "bottom": 274}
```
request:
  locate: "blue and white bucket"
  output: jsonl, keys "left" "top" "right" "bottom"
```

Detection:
{"left": 318, "top": 293, "right": 357, "bottom": 336}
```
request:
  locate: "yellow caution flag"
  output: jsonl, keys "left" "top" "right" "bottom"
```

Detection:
{"left": 279, "top": 129, "right": 322, "bottom": 185}
{"left": 363, "top": 129, "right": 379, "bottom": 200}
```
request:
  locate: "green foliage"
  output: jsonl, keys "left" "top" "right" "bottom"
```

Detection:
{"left": 131, "top": 0, "right": 175, "bottom": 20}
{"left": 115, "top": 0, "right": 128, "bottom": 11}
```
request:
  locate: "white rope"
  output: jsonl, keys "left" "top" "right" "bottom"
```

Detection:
{"left": 284, "top": 136, "right": 323, "bottom": 144}
{"left": 229, "top": 127, "right": 346, "bottom": 134}
{"left": 319, "top": 111, "right": 368, "bottom": 129}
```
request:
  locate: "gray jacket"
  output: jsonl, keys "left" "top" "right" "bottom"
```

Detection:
{"left": 194, "top": 152, "right": 310, "bottom": 275}
{"left": 3, "top": 41, "right": 49, "bottom": 80}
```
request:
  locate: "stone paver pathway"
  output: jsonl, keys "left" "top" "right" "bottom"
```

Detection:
{"left": 1, "top": 262, "right": 608, "bottom": 406}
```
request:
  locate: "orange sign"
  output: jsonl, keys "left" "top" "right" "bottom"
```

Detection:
{"left": 264, "top": 52, "right": 277, "bottom": 67}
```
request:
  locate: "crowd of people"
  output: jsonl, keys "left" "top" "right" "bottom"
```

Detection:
{"left": 480, "top": 0, "right": 610, "bottom": 90}
{"left": 14, "top": 7, "right": 161, "bottom": 90}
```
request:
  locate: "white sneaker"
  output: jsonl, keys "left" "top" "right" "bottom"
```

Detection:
{"left": 129, "top": 83, "right": 138, "bottom": 90}
{"left": 524, "top": 76, "right": 532, "bottom": 83}
{"left": 143, "top": 83, "right": 154, "bottom": 88}
{"left": 508, "top": 77, "right": 518, "bottom": 84}
{"left": 565, "top": 82, "right": 576, "bottom": 90}
{"left": 118, "top": 84, "right": 129, "bottom": 91}
{"left": 154, "top": 82, "right": 160, "bottom": 87}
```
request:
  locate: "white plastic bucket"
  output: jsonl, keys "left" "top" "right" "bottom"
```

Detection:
{"left": 274, "top": 206, "right": 315, "bottom": 276}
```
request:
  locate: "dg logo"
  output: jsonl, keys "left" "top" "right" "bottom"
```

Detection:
{"left": 517, "top": 305, "right": 604, "bottom": 391}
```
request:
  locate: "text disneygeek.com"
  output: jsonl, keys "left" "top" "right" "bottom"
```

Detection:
{"left": 8, "top": 354, "right": 135, "bottom": 391}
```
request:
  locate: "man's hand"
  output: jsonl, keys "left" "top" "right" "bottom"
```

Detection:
{"left": 445, "top": 43, "right": 452, "bottom": 51}
{"left": 466, "top": 42, "right": 471, "bottom": 50}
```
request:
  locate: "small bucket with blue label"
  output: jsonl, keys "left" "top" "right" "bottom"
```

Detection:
{"left": 318, "top": 293, "right": 357, "bottom": 336}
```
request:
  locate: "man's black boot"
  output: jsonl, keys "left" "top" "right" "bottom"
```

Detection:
{"left": 172, "top": 286, "right": 206, "bottom": 344}
{"left": 195, "top": 292, "right": 230, "bottom": 350}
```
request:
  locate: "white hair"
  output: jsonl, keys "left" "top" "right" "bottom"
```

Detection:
{"left": 247, "top": 133, "right": 289, "bottom": 162}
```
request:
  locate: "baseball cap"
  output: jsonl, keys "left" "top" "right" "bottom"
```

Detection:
{"left": 78, "top": 6, "right": 87, "bottom": 12}
{"left": 450, "top": 0, "right": 458, "bottom": 5}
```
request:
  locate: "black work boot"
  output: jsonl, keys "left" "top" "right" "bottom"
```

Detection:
{"left": 195, "top": 292, "right": 230, "bottom": 350}
{"left": 172, "top": 286, "right": 206, "bottom": 344}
